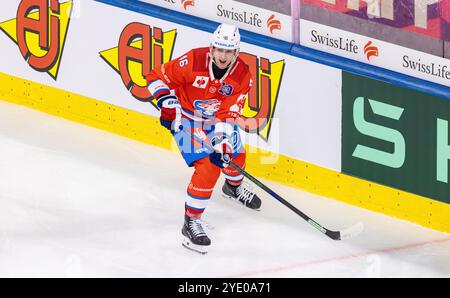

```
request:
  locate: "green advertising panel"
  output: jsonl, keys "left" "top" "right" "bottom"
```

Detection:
{"left": 342, "top": 72, "right": 450, "bottom": 204}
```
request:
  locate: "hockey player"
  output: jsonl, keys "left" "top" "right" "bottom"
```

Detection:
{"left": 146, "top": 24, "right": 261, "bottom": 254}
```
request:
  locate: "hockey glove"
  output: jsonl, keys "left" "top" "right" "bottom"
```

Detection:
{"left": 209, "top": 135, "right": 233, "bottom": 168}
{"left": 157, "top": 94, "right": 182, "bottom": 133}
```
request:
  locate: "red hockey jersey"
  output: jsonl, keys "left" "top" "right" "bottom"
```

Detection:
{"left": 146, "top": 47, "right": 252, "bottom": 122}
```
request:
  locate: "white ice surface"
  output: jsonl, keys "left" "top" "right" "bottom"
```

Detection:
{"left": 0, "top": 100, "right": 448, "bottom": 278}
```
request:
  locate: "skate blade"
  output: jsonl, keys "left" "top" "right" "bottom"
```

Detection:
{"left": 222, "top": 193, "right": 261, "bottom": 211}
{"left": 182, "top": 237, "right": 209, "bottom": 255}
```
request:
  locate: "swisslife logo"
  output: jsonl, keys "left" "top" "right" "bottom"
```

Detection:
{"left": 309, "top": 29, "right": 379, "bottom": 63}
{"left": 158, "top": 0, "right": 194, "bottom": 11}
{"left": 267, "top": 14, "right": 281, "bottom": 34}
{"left": 99, "top": 23, "right": 177, "bottom": 106}
{"left": 181, "top": 0, "right": 195, "bottom": 10}
{"left": 216, "top": 3, "right": 282, "bottom": 35}
{"left": 364, "top": 41, "right": 379, "bottom": 62}
{"left": 402, "top": 56, "right": 450, "bottom": 81}
{"left": 0, "top": 0, "right": 73, "bottom": 80}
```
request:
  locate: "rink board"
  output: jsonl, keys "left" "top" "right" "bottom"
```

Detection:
{"left": 0, "top": 0, "right": 449, "bottom": 233}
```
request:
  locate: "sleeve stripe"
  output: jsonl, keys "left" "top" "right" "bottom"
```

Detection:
{"left": 148, "top": 79, "right": 170, "bottom": 97}
{"left": 152, "top": 88, "right": 170, "bottom": 98}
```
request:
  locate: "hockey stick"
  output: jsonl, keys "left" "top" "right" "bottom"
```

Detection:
{"left": 183, "top": 127, "right": 364, "bottom": 241}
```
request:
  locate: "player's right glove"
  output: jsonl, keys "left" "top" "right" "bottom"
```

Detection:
{"left": 157, "top": 94, "right": 182, "bottom": 133}
{"left": 209, "top": 135, "right": 233, "bottom": 168}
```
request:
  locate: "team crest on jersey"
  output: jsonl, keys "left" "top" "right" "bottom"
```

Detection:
{"left": 194, "top": 99, "right": 221, "bottom": 118}
{"left": 219, "top": 83, "right": 234, "bottom": 96}
{"left": 192, "top": 76, "right": 209, "bottom": 89}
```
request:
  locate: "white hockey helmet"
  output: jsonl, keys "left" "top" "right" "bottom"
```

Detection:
{"left": 211, "top": 23, "right": 240, "bottom": 51}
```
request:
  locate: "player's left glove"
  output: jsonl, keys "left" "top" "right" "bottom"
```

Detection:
{"left": 209, "top": 135, "right": 233, "bottom": 168}
{"left": 157, "top": 94, "right": 182, "bottom": 133}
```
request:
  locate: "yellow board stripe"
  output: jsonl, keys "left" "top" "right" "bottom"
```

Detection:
{"left": 1, "top": 72, "right": 449, "bottom": 233}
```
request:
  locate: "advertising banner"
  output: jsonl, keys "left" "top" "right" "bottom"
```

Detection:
{"left": 139, "top": 0, "right": 292, "bottom": 41}
{"left": 342, "top": 71, "right": 450, "bottom": 204}
{"left": 300, "top": 19, "right": 450, "bottom": 87}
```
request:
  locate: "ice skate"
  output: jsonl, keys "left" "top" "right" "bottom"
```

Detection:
{"left": 181, "top": 215, "right": 211, "bottom": 254}
{"left": 222, "top": 181, "right": 262, "bottom": 211}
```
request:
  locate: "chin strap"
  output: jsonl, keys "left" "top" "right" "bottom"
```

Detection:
{"left": 208, "top": 47, "right": 239, "bottom": 82}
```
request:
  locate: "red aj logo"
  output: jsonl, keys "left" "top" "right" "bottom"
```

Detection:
{"left": 100, "top": 23, "right": 177, "bottom": 106}
{"left": 181, "top": 0, "right": 195, "bottom": 10}
{"left": 364, "top": 41, "right": 379, "bottom": 62}
{"left": 0, "top": 0, "right": 73, "bottom": 80}
{"left": 267, "top": 14, "right": 281, "bottom": 34}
